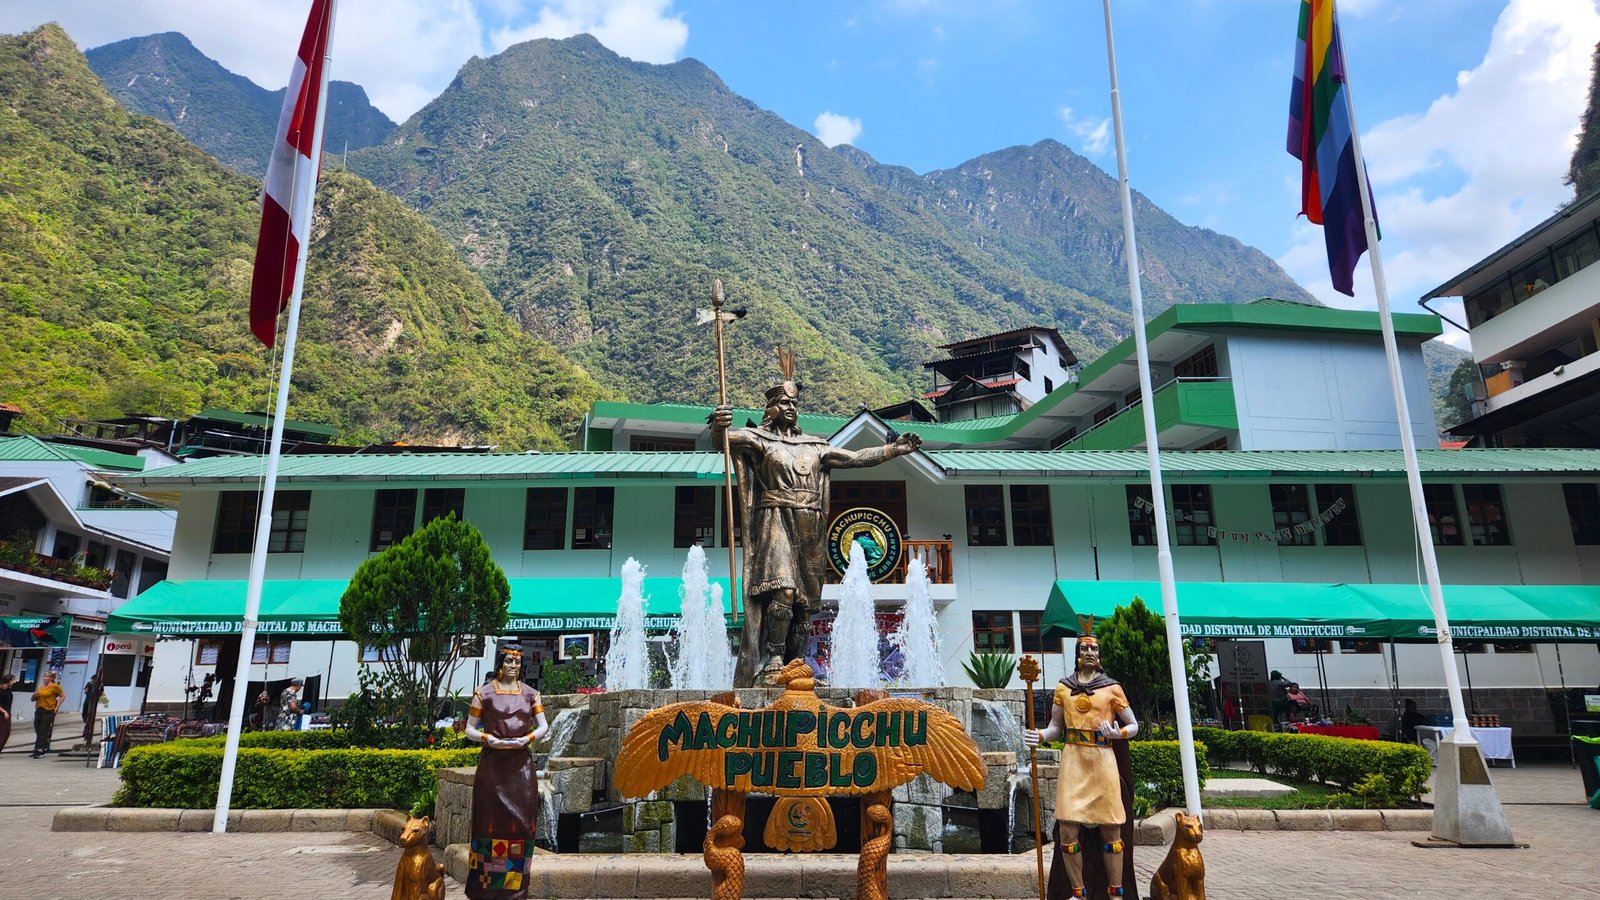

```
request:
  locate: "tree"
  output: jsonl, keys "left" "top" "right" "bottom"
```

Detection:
{"left": 1437, "top": 358, "right": 1480, "bottom": 432}
{"left": 1094, "top": 597, "right": 1171, "bottom": 720}
{"left": 1095, "top": 597, "right": 1214, "bottom": 723}
{"left": 339, "top": 513, "right": 510, "bottom": 729}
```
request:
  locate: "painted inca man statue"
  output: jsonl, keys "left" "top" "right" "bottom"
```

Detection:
{"left": 710, "top": 350, "right": 921, "bottom": 686}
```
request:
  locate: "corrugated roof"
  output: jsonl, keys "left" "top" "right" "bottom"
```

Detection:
{"left": 925, "top": 448, "right": 1600, "bottom": 476}
{"left": 104, "top": 447, "right": 1600, "bottom": 489}
{"left": 0, "top": 435, "right": 146, "bottom": 471}
{"left": 193, "top": 408, "right": 340, "bottom": 438}
{"left": 110, "top": 450, "right": 728, "bottom": 486}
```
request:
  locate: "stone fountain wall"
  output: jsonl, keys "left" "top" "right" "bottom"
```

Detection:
{"left": 435, "top": 686, "right": 1040, "bottom": 853}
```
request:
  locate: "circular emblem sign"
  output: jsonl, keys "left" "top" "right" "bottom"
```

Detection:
{"left": 827, "top": 507, "right": 903, "bottom": 583}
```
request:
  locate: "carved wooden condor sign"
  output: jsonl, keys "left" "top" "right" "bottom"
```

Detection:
{"left": 614, "top": 660, "right": 984, "bottom": 798}
{"left": 615, "top": 660, "right": 984, "bottom": 900}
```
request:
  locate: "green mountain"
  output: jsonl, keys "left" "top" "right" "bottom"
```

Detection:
{"left": 348, "top": 35, "right": 1314, "bottom": 412}
{"left": 841, "top": 141, "right": 1313, "bottom": 316}
{"left": 0, "top": 24, "right": 607, "bottom": 449}
{"left": 85, "top": 31, "right": 394, "bottom": 178}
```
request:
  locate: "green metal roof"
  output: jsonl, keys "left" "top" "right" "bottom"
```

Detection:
{"left": 112, "top": 450, "right": 728, "bottom": 486}
{"left": 589, "top": 302, "right": 1443, "bottom": 449}
{"left": 193, "top": 408, "right": 339, "bottom": 438}
{"left": 107, "top": 577, "right": 734, "bottom": 637}
{"left": 104, "top": 447, "right": 1600, "bottom": 489}
{"left": 1043, "top": 580, "right": 1600, "bottom": 641}
{"left": 925, "top": 448, "right": 1600, "bottom": 477}
{"left": 0, "top": 435, "right": 146, "bottom": 471}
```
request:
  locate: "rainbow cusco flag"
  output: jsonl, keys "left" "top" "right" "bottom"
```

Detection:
{"left": 1288, "top": 0, "right": 1377, "bottom": 297}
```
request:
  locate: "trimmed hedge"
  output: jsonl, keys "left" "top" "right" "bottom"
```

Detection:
{"left": 177, "top": 728, "right": 471, "bottom": 751}
{"left": 112, "top": 743, "right": 480, "bottom": 809}
{"left": 1128, "top": 739, "right": 1210, "bottom": 809}
{"left": 1194, "top": 727, "right": 1431, "bottom": 804}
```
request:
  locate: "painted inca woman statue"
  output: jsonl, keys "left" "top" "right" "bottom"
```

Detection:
{"left": 711, "top": 350, "right": 921, "bottom": 686}
{"left": 464, "top": 643, "right": 550, "bottom": 899}
{"left": 1024, "top": 618, "right": 1141, "bottom": 899}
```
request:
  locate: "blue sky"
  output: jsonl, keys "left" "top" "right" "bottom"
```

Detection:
{"left": 6, "top": 1, "right": 1598, "bottom": 349}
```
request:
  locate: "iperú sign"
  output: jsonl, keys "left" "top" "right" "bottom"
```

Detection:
{"left": 613, "top": 661, "right": 982, "bottom": 799}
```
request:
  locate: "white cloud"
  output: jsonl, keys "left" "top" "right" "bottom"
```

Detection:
{"left": 0, "top": 0, "right": 687, "bottom": 122}
{"left": 1057, "top": 106, "right": 1110, "bottom": 157}
{"left": 489, "top": 0, "right": 687, "bottom": 63}
{"left": 814, "top": 111, "right": 863, "bottom": 148}
{"left": 1280, "top": 0, "right": 1600, "bottom": 314}
{"left": 916, "top": 56, "right": 938, "bottom": 85}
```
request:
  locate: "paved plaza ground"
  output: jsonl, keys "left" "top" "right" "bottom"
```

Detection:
{"left": 2, "top": 718, "right": 1596, "bottom": 899}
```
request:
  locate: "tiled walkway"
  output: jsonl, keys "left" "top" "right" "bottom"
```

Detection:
{"left": 2, "top": 738, "right": 1595, "bottom": 899}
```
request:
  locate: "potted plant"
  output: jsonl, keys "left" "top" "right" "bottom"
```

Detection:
{"left": 962, "top": 652, "right": 1016, "bottom": 689}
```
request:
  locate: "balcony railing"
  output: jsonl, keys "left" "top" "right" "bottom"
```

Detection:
{"left": 823, "top": 539, "right": 954, "bottom": 586}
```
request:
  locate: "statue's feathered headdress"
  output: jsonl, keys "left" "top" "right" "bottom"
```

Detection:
{"left": 764, "top": 347, "right": 802, "bottom": 403}
{"left": 1077, "top": 614, "right": 1098, "bottom": 646}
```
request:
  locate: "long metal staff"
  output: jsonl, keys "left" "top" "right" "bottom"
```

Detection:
{"left": 711, "top": 279, "right": 741, "bottom": 620}
{"left": 1019, "top": 654, "right": 1045, "bottom": 900}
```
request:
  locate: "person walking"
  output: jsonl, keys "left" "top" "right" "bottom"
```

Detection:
{"left": 30, "top": 670, "right": 64, "bottom": 758}
{"left": 275, "top": 677, "right": 304, "bottom": 731}
{"left": 0, "top": 673, "right": 17, "bottom": 753}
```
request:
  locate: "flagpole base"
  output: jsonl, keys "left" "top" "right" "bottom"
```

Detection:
{"left": 1429, "top": 732, "right": 1516, "bottom": 847}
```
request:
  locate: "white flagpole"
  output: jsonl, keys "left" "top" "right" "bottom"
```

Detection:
{"left": 213, "top": 0, "right": 340, "bottom": 834}
{"left": 1336, "top": 25, "right": 1471, "bottom": 741}
{"left": 1099, "top": 0, "right": 1202, "bottom": 816}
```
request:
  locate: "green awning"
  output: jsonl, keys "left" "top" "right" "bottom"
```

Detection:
{"left": 1043, "top": 581, "right": 1600, "bottom": 643}
{"left": 108, "top": 577, "right": 734, "bottom": 638}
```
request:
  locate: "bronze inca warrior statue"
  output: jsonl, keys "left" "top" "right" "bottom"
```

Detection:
{"left": 711, "top": 350, "right": 921, "bottom": 686}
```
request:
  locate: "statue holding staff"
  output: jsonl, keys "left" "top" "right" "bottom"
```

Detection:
{"left": 1024, "top": 619, "right": 1140, "bottom": 899}
{"left": 711, "top": 349, "right": 921, "bottom": 686}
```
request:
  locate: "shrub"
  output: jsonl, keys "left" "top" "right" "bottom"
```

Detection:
{"left": 962, "top": 652, "right": 1016, "bottom": 689}
{"left": 1128, "top": 738, "right": 1210, "bottom": 810}
{"left": 1194, "top": 727, "right": 1430, "bottom": 806}
{"left": 179, "top": 727, "right": 471, "bottom": 751}
{"left": 112, "top": 743, "right": 480, "bottom": 809}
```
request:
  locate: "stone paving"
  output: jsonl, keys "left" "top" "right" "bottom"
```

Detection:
{"left": 2, "top": 734, "right": 1596, "bottom": 898}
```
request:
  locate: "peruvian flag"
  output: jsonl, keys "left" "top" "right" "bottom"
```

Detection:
{"left": 249, "top": 0, "right": 335, "bottom": 347}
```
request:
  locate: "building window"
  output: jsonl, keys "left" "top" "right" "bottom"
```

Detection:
{"left": 1462, "top": 484, "right": 1510, "bottom": 546}
{"left": 971, "top": 610, "right": 1015, "bottom": 654}
{"left": 1124, "top": 388, "right": 1143, "bottom": 409}
{"left": 964, "top": 485, "right": 1006, "bottom": 546}
{"left": 1194, "top": 436, "right": 1230, "bottom": 451}
{"left": 1093, "top": 404, "right": 1117, "bottom": 425}
{"left": 252, "top": 639, "right": 292, "bottom": 665}
{"left": 1044, "top": 376, "right": 1054, "bottom": 394}
{"left": 1019, "top": 610, "right": 1055, "bottom": 654}
{"left": 360, "top": 644, "right": 402, "bottom": 664}
{"left": 1269, "top": 484, "right": 1315, "bottom": 547}
{"left": 719, "top": 487, "right": 743, "bottom": 548}
{"left": 113, "top": 549, "right": 137, "bottom": 598}
{"left": 1292, "top": 638, "right": 1333, "bottom": 654}
{"left": 1493, "top": 642, "right": 1533, "bottom": 654}
{"left": 1422, "top": 484, "right": 1463, "bottom": 545}
{"left": 195, "top": 638, "right": 225, "bottom": 666}
{"left": 51, "top": 531, "right": 80, "bottom": 560}
{"left": 1048, "top": 427, "right": 1077, "bottom": 450}
{"left": 84, "top": 540, "right": 108, "bottom": 569}
{"left": 1338, "top": 639, "right": 1382, "bottom": 654}
{"left": 1174, "top": 345, "right": 1219, "bottom": 379}
{"left": 523, "top": 488, "right": 567, "bottom": 550}
{"left": 1009, "top": 485, "right": 1053, "bottom": 546}
{"left": 1171, "top": 485, "right": 1215, "bottom": 546}
{"left": 1016, "top": 358, "right": 1031, "bottom": 380}
{"left": 213, "top": 492, "right": 259, "bottom": 554}
{"left": 1564, "top": 483, "right": 1600, "bottom": 544}
{"left": 629, "top": 435, "right": 697, "bottom": 452}
{"left": 267, "top": 491, "right": 312, "bottom": 552}
{"left": 673, "top": 486, "right": 716, "bottom": 548}
{"left": 370, "top": 489, "right": 418, "bottom": 552}
{"left": 422, "top": 488, "right": 465, "bottom": 525}
{"left": 1127, "top": 485, "right": 1157, "bottom": 546}
{"left": 572, "top": 487, "right": 614, "bottom": 549}
{"left": 137, "top": 559, "right": 167, "bottom": 595}
{"left": 1315, "top": 484, "right": 1362, "bottom": 546}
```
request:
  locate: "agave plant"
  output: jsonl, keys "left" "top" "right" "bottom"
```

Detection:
{"left": 962, "top": 652, "right": 1016, "bottom": 689}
